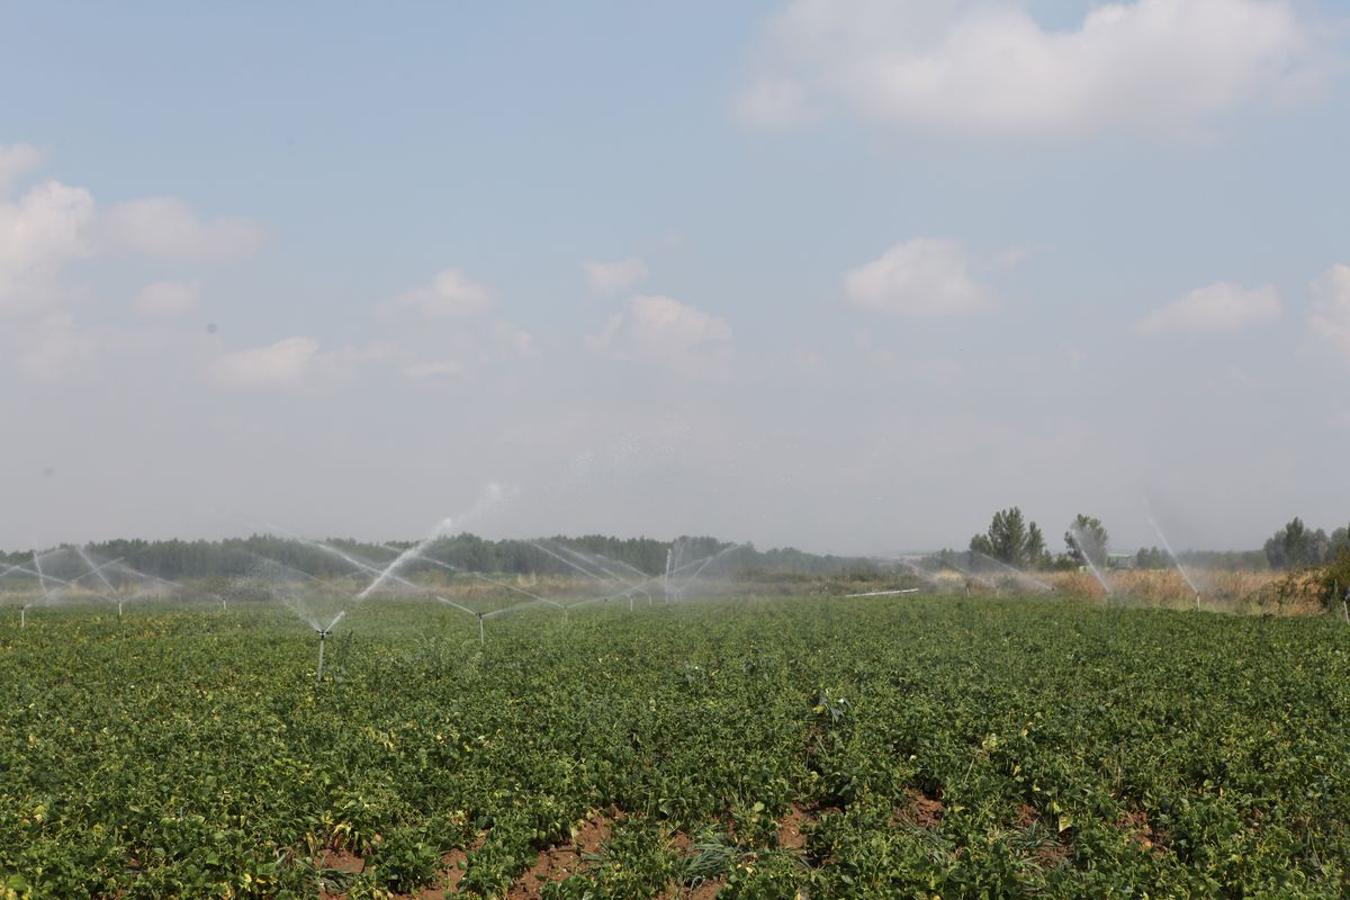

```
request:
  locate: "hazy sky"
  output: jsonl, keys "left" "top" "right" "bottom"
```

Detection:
{"left": 3, "top": 0, "right": 1348, "bottom": 555}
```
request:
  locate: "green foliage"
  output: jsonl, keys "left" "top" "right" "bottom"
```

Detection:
{"left": 1135, "top": 547, "right": 1170, "bottom": 569}
{"left": 1065, "top": 514, "right": 1109, "bottom": 566}
{"left": 1266, "top": 517, "right": 1335, "bottom": 570}
{"left": 1316, "top": 548, "right": 1350, "bottom": 614}
{"left": 3, "top": 534, "right": 889, "bottom": 583}
{"left": 969, "top": 507, "right": 1047, "bottom": 569}
{"left": 1, "top": 598, "right": 1348, "bottom": 897}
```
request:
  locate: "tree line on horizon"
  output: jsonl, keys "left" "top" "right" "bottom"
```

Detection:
{"left": 957, "top": 508, "right": 1350, "bottom": 573}
{"left": 0, "top": 533, "right": 885, "bottom": 582}
{"left": 4, "top": 513, "right": 1345, "bottom": 583}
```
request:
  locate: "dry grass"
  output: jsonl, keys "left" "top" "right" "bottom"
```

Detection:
{"left": 1042, "top": 568, "right": 1328, "bottom": 616}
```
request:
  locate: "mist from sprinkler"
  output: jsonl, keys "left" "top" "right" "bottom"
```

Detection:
{"left": 1144, "top": 505, "right": 1202, "bottom": 609}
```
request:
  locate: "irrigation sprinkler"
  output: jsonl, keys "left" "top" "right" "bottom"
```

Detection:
{"left": 315, "top": 611, "right": 346, "bottom": 682}
{"left": 477, "top": 613, "right": 485, "bottom": 645}
{"left": 391, "top": 547, "right": 556, "bottom": 614}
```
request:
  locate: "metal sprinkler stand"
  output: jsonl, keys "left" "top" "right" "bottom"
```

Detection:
{"left": 477, "top": 612, "right": 485, "bottom": 645}
{"left": 315, "top": 628, "right": 332, "bottom": 681}
{"left": 315, "top": 611, "right": 346, "bottom": 682}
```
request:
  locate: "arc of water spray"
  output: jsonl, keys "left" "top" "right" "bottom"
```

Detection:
{"left": 75, "top": 546, "right": 116, "bottom": 593}
{"left": 664, "top": 543, "right": 749, "bottom": 600}
{"left": 968, "top": 551, "right": 1054, "bottom": 593}
{"left": 874, "top": 555, "right": 953, "bottom": 591}
{"left": 283, "top": 531, "right": 480, "bottom": 618}
{"left": 1145, "top": 507, "right": 1201, "bottom": 609}
{"left": 1068, "top": 523, "right": 1113, "bottom": 596}
{"left": 557, "top": 543, "right": 652, "bottom": 585}
{"left": 946, "top": 557, "right": 998, "bottom": 591}
{"left": 385, "top": 547, "right": 564, "bottom": 614}
{"left": 358, "top": 518, "right": 454, "bottom": 599}
{"left": 531, "top": 541, "right": 642, "bottom": 596}
{"left": 557, "top": 545, "right": 652, "bottom": 600}
{"left": 31, "top": 551, "right": 49, "bottom": 600}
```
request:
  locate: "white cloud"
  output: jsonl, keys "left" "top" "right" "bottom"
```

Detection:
{"left": 210, "top": 338, "right": 394, "bottom": 391}
{"left": 1137, "top": 282, "right": 1281, "bottom": 335}
{"left": 0, "top": 143, "right": 43, "bottom": 194}
{"left": 589, "top": 294, "right": 732, "bottom": 374}
{"left": 0, "top": 179, "right": 96, "bottom": 314}
{"left": 583, "top": 257, "right": 649, "bottom": 295}
{"left": 1310, "top": 264, "right": 1350, "bottom": 360}
{"left": 494, "top": 320, "right": 536, "bottom": 357}
{"left": 390, "top": 268, "right": 493, "bottom": 318}
{"left": 843, "top": 238, "right": 994, "bottom": 316}
{"left": 133, "top": 280, "right": 200, "bottom": 317}
{"left": 211, "top": 337, "right": 320, "bottom": 391}
{"left": 12, "top": 313, "right": 98, "bottom": 381}
{"left": 402, "top": 360, "right": 464, "bottom": 380}
{"left": 102, "top": 196, "right": 263, "bottom": 261}
{"left": 741, "top": 0, "right": 1319, "bottom": 139}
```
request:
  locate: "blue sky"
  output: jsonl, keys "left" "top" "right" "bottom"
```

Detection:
{"left": 2, "top": 0, "right": 1348, "bottom": 554}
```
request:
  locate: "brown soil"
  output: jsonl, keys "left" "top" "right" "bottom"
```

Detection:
{"left": 1015, "top": 804, "right": 1039, "bottom": 827}
{"left": 894, "top": 787, "right": 945, "bottom": 828}
{"left": 776, "top": 803, "right": 812, "bottom": 851}
{"left": 658, "top": 827, "right": 729, "bottom": 900}
{"left": 660, "top": 877, "right": 727, "bottom": 900}
{"left": 320, "top": 849, "right": 365, "bottom": 874}
{"left": 507, "top": 811, "right": 618, "bottom": 899}
{"left": 686, "top": 878, "right": 726, "bottom": 899}
{"left": 1119, "top": 809, "right": 1165, "bottom": 852}
{"left": 318, "top": 848, "right": 366, "bottom": 900}
{"left": 1034, "top": 840, "right": 1072, "bottom": 867}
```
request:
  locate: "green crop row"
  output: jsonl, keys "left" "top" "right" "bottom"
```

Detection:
{"left": 1, "top": 596, "right": 1347, "bottom": 897}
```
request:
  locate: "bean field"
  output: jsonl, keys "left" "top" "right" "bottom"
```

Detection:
{"left": 2, "top": 597, "right": 1348, "bottom": 898}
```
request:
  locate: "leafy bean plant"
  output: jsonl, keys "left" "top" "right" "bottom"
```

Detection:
{"left": 1, "top": 596, "right": 1348, "bottom": 897}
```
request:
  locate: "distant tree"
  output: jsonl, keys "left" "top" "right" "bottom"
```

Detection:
{"left": 1065, "top": 514, "right": 1109, "bottom": 567}
{"left": 969, "top": 507, "right": 1045, "bottom": 569}
{"left": 1026, "top": 523, "right": 1049, "bottom": 569}
{"left": 1264, "top": 517, "right": 1331, "bottom": 569}
{"left": 1134, "top": 546, "right": 1170, "bottom": 569}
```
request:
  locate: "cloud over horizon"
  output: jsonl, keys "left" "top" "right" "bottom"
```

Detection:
{"left": 844, "top": 239, "right": 995, "bottom": 317}
{"left": 583, "top": 258, "right": 649, "bottom": 295}
{"left": 589, "top": 294, "right": 732, "bottom": 375}
{"left": 1310, "top": 264, "right": 1350, "bottom": 362}
{"left": 1137, "top": 282, "right": 1282, "bottom": 335}
{"left": 101, "top": 196, "right": 263, "bottom": 261}
{"left": 389, "top": 268, "right": 493, "bottom": 319}
{"left": 740, "top": 0, "right": 1322, "bottom": 139}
